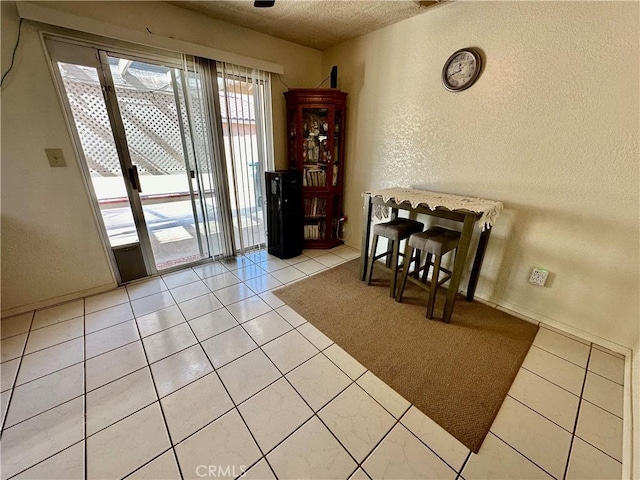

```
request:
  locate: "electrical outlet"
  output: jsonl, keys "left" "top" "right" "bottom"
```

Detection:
{"left": 529, "top": 267, "right": 548, "bottom": 286}
{"left": 45, "top": 148, "right": 66, "bottom": 167}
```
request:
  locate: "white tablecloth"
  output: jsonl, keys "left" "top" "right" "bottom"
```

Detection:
{"left": 363, "top": 187, "right": 503, "bottom": 231}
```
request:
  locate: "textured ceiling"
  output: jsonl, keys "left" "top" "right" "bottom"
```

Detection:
{"left": 167, "top": 1, "right": 440, "bottom": 50}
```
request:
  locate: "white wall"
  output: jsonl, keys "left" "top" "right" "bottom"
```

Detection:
{"left": 322, "top": 1, "right": 639, "bottom": 349}
{"left": 1, "top": 1, "right": 321, "bottom": 313}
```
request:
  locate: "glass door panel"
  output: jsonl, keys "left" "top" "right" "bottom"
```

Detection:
{"left": 107, "top": 56, "right": 209, "bottom": 270}
{"left": 57, "top": 62, "right": 139, "bottom": 248}
{"left": 301, "top": 108, "right": 330, "bottom": 188}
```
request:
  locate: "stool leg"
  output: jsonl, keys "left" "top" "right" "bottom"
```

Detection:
{"left": 422, "top": 253, "right": 433, "bottom": 284}
{"left": 386, "top": 239, "right": 394, "bottom": 268}
{"left": 426, "top": 254, "right": 442, "bottom": 319}
{"left": 366, "top": 234, "right": 379, "bottom": 286}
{"left": 396, "top": 244, "right": 414, "bottom": 303}
{"left": 412, "top": 249, "right": 422, "bottom": 279}
{"left": 390, "top": 239, "right": 401, "bottom": 298}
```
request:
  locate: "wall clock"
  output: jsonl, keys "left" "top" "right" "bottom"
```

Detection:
{"left": 442, "top": 48, "right": 482, "bottom": 92}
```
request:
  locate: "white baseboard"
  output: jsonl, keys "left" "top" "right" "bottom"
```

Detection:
{"left": 1, "top": 283, "right": 117, "bottom": 318}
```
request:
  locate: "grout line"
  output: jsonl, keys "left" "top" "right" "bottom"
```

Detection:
{"left": 5, "top": 438, "right": 86, "bottom": 480}
{"left": 520, "top": 366, "right": 582, "bottom": 397}
{"left": 580, "top": 397, "right": 623, "bottom": 420}
{"left": 562, "top": 345, "right": 592, "bottom": 480}
{"left": 0, "top": 311, "right": 35, "bottom": 436}
{"left": 506, "top": 394, "right": 575, "bottom": 434}
{"left": 586, "top": 368, "right": 624, "bottom": 387}
{"left": 82, "top": 297, "right": 88, "bottom": 480}
{"left": 126, "top": 288, "right": 185, "bottom": 480}
{"left": 489, "top": 432, "right": 557, "bottom": 479}
{"left": 530, "top": 344, "right": 589, "bottom": 370}
{"left": 456, "top": 451, "right": 472, "bottom": 479}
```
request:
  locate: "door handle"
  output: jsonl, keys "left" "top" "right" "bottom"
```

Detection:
{"left": 128, "top": 166, "right": 142, "bottom": 193}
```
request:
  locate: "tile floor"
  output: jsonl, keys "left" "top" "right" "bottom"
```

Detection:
{"left": 0, "top": 245, "right": 626, "bottom": 480}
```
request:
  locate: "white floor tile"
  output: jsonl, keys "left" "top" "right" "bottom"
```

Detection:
{"left": 401, "top": 406, "right": 470, "bottom": 471}
{"left": 238, "top": 378, "right": 313, "bottom": 452}
{"left": 314, "top": 253, "right": 344, "bottom": 267}
{"left": 331, "top": 246, "right": 360, "bottom": 260}
{"left": 363, "top": 423, "right": 457, "bottom": 480}
{"left": 222, "top": 256, "right": 254, "bottom": 271}
{"left": 583, "top": 372, "right": 624, "bottom": 418}
{"left": 270, "top": 266, "right": 306, "bottom": 284}
{"left": 588, "top": 349, "right": 625, "bottom": 385}
{"left": 356, "top": 371, "right": 410, "bottom": 419}
{"left": 267, "top": 416, "right": 356, "bottom": 480}
{"left": 150, "top": 345, "right": 213, "bottom": 398}
{"left": 85, "top": 320, "right": 140, "bottom": 359}
{"left": 1, "top": 390, "right": 10, "bottom": 428}
{"left": 85, "top": 288, "right": 129, "bottom": 314}
{"left": 241, "top": 459, "right": 276, "bottom": 480}
{"left": 201, "top": 272, "right": 241, "bottom": 292}
{"left": 575, "top": 400, "right": 623, "bottom": 462}
{"left": 1, "top": 358, "right": 20, "bottom": 392}
{"left": 227, "top": 296, "right": 272, "bottom": 324}
{"left": 188, "top": 308, "right": 239, "bottom": 342}
{"left": 86, "top": 341, "right": 147, "bottom": 392}
{"left": 592, "top": 344, "right": 625, "bottom": 360}
{"left": 192, "top": 261, "right": 229, "bottom": 280}
{"left": 293, "top": 259, "right": 326, "bottom": 275}
{"left": 302, "top": 249, "right": 329, "bottom": 258}
{"left": 131, "top": 291, "right": 176, "bottom": 318}
{"left": 169, "top": 281, "right": 210, "bottom": 304}
{"left": 533, "top": 328, "right": 590, "bottom": 367}
{"left": 462, "top": 433, "right": 552, "bottom": 479}
{"left": 324, "top": 344, "right": 367, "bottom": 380}
{"left": 489, "top": 396, "right": 572, "bottom": 478}
{"left": 319, "top": 383, "right": 396, "bottom": 462}
{"left": 521, "top": 345, "right": 585, "bottom": 395}
{"left": 13, "top": 441, "right": 84, "bottom": 480}
{"left": 86, "top": 368, "right": 157, "bottom": 436}
{"left": 297, "top": 322, "right": 333, "bottom": 350}
{"left": 1, "top": 333, "right": 27, "bottom": 363}
{"left": 262, "top": 330, "right": 319, "bottom": 373}
{"left": 126, "top": 278, "right": 168, "bottom": 301}
{"left": 85, "top": 303, "right": 133, "bottom": 334}
{"left": 87, "top": 403, "right": 170, "bottom": 479}
{"left": 244, "top": 274, "right": 283, "bottom": 294}
{"left": 25, "top": 317, "right": 83, "bottom": 354}
{"left": 175, "top": 409, "right": 262, "bottom": 480}
{"left": 507, "top": 368, "right": 580, "bottom": 431}
{"left": 259, "top": 258, "right": 289, "bottom": 273}
{"left": 201, "top": 326, "right": 257, "bottom": 368}
{"left": 243, "top": 311, "right": 293, "bottom": 346}
{"left": 136, "top": 305, "right": 186, "bottom": 338}
{"left": 566, "top": 436, "right": 622, "bottom": 480}
{"left": 217, "top": 349, "right": 281, "bottom": 404}
{"left": 162, "top": 269, "right": 201, "bottom": 289}
{"left": 282, "top": 254, "right": 311, "bottom": 265}
{"left": 258, "top": 291, "right": 285, "bottom": 309}
{"left": 16, "top": 338, "right": 83, "bottom": 385}
{"left": 1, "top": 312, "right": 32, "bottom": 340}
{"left": 161, "top": 373, "right": 233, "bottom": 444}
{"left": 214, "top": 283, "right": 255, "bottom": 306}
{"left": 275, "top": 305, "right": 307, "bottom": 328}
{"left": 348, "top": 468, "right": 370, "bottom": 480}
{"left": 31, "top": 300, "right": 83, "bottom": 330}
{"left": 232, "top": 264, "right": 268, "bottom": 281}
{"left": 5, "top": 364, "right": 83, "bottom": 428}
{"left": 142, "top": 323, "right": 197, "bottom": 364}
{"left": 178, "top": 293, "right": 224, "bottom": 320}
{"left": 286, "top": 353, "right": 351, "bottom": 411}
{"left": 127, "top": 450, "right": 181, "bottom": 480}
{"left": 1, "top": 397, "right": 84, "bottom": 480}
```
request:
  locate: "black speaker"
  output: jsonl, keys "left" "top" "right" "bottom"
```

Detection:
{"left": 265, "top": 170, "right": 303, "bottom": 259}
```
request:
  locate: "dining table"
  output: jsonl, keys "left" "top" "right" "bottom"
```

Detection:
{"left": 360, "top": 187, "right": 503, "bottom": 323}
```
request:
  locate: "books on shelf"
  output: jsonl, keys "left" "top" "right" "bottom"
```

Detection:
{"left": 304, "top": 223, "right": 325, "bottom": 240}
{"left": 303, "top": 197, "right": 327, "bottom": 218}
{"left": 302, "top": 168, "right": 326, "bottom": 187}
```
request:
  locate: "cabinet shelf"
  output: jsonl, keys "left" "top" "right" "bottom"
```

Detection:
{"left": 285, "top": 89, "right": 347, "bottom": 249}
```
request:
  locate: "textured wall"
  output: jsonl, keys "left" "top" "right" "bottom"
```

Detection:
{"left": 322, "top": 1, "right": 639, "bottom": 348}
{"left": 0, "top": 1, "right": 321, "bottom": 312}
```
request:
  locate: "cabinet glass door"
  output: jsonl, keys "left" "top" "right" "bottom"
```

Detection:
{"left": 301, "top": 108, "right": 332, "bottom": 188}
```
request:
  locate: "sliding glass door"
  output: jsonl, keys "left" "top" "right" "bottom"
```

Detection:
{"left": 47, "top": 39, "right": 218, "bottom": 279}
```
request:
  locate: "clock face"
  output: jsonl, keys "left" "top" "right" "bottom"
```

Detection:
{"left": 442, "top": 49, "right": 482, "bottom": 91}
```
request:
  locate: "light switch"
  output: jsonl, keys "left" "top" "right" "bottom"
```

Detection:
{"left": 45, "top": 148, "right": 66, "bottom": 167}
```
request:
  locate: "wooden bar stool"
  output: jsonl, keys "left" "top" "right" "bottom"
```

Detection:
{"left": 396, "top": 226, "right": 461, "bottom": 320}
{"left": 366, "top": 218, "right": 424, "bottom": 297}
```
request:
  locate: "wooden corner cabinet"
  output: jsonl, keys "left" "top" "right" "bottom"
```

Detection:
{"left": 284, "top": 88, "right": 347, "bottom": 249}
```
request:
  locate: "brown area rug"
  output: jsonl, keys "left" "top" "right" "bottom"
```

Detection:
{"left": 273, "top": 259, "right": 538, "bottom": 453}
